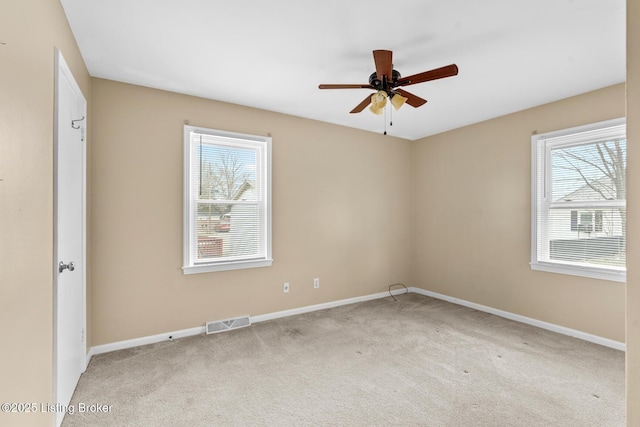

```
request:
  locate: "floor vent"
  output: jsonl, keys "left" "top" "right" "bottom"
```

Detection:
{"left": 206, "top": 315, "right": 251, "bottom": 335}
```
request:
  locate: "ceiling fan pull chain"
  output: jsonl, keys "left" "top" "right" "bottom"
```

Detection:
{"left": 384, "top": 105, "right": 387, "bottom": 135}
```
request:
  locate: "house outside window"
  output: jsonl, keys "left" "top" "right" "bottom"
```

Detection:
{"left": 531, "top": 118, "right": 626, "bottom": 282}
{"left": 183, "top": 125, "right": 272, "bottom": 274}
{"left": 570, "top": 210, "right": 603, "bottom": 233}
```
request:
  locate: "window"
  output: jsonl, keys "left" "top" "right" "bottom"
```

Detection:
{"left": 531, "top": 118, "right": 626, "bottom": 282}
{"left": 183, "top": 125, "right": 272, "bottom": 274}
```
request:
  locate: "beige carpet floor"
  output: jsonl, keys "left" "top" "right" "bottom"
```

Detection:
{"left": 63, "top": 293, "right": 624, "bottom": 426}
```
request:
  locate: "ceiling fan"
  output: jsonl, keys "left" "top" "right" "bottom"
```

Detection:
{"left": 319, "top": 50, "right": 458, "bottom": 115}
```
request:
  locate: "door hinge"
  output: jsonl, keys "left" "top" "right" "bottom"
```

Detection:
{"left": 81, "top": 328, "right": 85, "bottom": 342}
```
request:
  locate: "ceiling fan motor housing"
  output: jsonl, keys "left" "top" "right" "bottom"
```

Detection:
{"left": 369, "top": 70, "right": 401, "bottom": 92}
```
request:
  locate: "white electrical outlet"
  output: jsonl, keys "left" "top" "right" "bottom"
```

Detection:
{"left": 283, "top": 282, "right": 290, "bottom": 293}
{"left": 313, "top": 278, "right": 320, "bottom": 288}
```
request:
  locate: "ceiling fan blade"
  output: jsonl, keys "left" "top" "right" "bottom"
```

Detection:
{"left": 373, "top": 50, "right": 393, "bottom": 82}
{"left": 395, "top": 88, "right": 427, "bottom": 108}
{"left": 350, "top": 95, "right": 372, "bottom": 113}
{"left": 319, "top": 84, "right": 373, "bottom": 89}
{"left": 396, "top": 64, "right": 459, "bottom": 87}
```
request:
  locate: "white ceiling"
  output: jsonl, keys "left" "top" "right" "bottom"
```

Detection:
{"left": 60, "top": 0, "right": 625, "bottom": 141}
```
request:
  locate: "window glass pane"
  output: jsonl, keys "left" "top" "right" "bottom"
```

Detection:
{"left": 196, "top": 139, "right": 257, "bottom": 202}
{"left": 194, "top": 203, "right": 259, "bottom": 262}
{"left": 551, "top": 140, "right": 626, "bottom": 202}
{"left": 547, "top": 208, "right": 625, "bottom": 268}
{"left": 192, "top": 137, "right": 261, "bottom": 263}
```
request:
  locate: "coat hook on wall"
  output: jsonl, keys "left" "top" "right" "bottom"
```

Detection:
{"left": 71, "top": 116, "right": 85, "bottom": 129}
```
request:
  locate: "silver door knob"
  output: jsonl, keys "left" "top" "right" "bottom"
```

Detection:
{"left": 59, "top": 261, "right": 76, "bottom": 273}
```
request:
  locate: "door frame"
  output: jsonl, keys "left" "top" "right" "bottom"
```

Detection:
{"left": 53, "top": 47, "right": 87, "bottom": 425}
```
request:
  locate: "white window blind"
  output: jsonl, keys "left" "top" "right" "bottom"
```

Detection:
{"left": 531, "top": 118, "right": 626, "bottom": 281}
{"left": 183, "top": 125, "right": 272, "bottom": 274}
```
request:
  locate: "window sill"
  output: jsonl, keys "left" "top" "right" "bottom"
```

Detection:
{"left": 183, "top": 258, "right": 273, "bottom": 274}
{"left": 530, "top": 261, "right": 625, "bottom": 283}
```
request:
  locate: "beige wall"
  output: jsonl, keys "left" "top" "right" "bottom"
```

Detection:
{"left": 411, "top": 84, "right": 626, "bottom": 342}
{"left": 89, "top": 78, "right": 413, "bottom": 345}
{"left": 0, "top": 0, "right": 90, "bottom": 426}
{"left": 626, "top": 0, "right": 639, "bottom": 424}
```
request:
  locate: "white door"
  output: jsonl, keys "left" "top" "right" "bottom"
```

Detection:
{"left": 54, "top": 48, "right": 86, "bottom": 427}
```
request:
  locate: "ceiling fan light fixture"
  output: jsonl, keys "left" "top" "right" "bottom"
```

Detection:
{"left": 390, "top": 93, "right": 408, "bottom": 110}
{"left": 369, "top": 105, "right": 384, "bottom": 115}
{"left": 369, "top": 90, "right": 388, "bottom": 115}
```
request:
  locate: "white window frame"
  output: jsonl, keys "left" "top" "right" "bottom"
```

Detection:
{"left": 183, "top": 125, "right": 272, "bottom": 274}
{"left": 531, "top": 117, "right": 626, "bottom": 282}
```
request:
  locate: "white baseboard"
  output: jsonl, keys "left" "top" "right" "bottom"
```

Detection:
{"left": 88, "top": 289, "right": 406, "bottom": 357}
{"left": 91, "top": 326, "right": 205, "bottom": 356}
{"left": 251, "top": 289, "right": 406, "bottom": 323}
{"left": 86, "top": 285, "right": 624, "bottom": 359}
{"left": 409, "top": 287, "right": 626, "bottom": 352}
